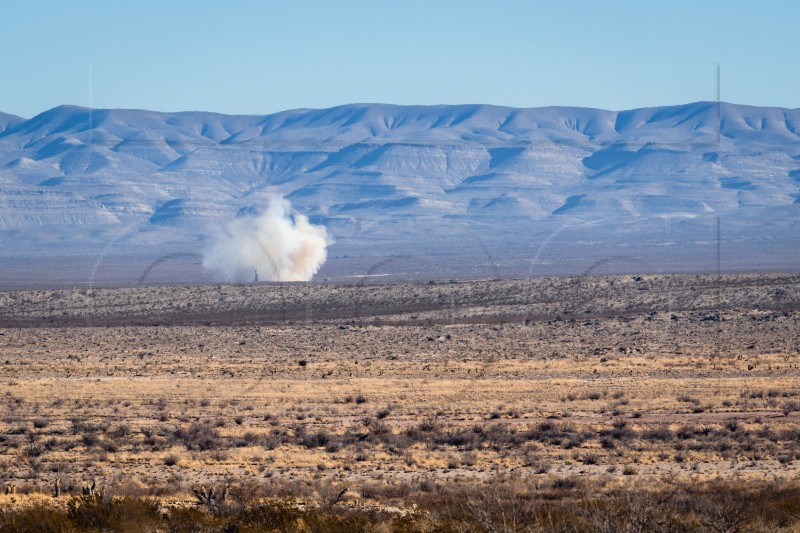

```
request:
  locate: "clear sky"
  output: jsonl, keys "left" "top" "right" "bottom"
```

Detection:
{"left": 2, "top": 1, "right": 799, "bottom": 117}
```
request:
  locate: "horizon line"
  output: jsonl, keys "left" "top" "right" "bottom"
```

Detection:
{"left": 8, "top": 100, "right": 800, "bottom": 122}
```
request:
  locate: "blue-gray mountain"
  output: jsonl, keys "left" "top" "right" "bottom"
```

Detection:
{"left": 1, "top": 102, "right": 798, "bottom": 283}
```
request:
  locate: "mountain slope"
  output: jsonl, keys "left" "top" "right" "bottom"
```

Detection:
{"left": 0, "top": 112, "right": 24, "bottom": 135}
{"left": 0, "top": 101, "right": 798, "bottom": 283}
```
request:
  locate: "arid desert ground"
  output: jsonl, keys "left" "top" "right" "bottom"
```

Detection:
{"left": 0, "top": 273, "right": 799, "bottom": 530}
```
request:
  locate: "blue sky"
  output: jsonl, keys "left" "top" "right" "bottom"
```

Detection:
{"left": 2, "top": 1, "right": 799, "bottom": 117}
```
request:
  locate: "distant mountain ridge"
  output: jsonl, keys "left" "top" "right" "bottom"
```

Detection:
{"left": 0, "top": 101, "right": 798, "bottom": 283}
{"left": 6, "top": 101, "right": 800, "bottom": 146}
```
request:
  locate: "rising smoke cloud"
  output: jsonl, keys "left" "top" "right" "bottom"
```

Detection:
{"left": 202, "top": 197, "right": 330, "bottom": 282}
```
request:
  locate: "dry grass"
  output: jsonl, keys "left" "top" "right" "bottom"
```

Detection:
{"left": 0, "top": 272, "right": 798, "bottom": 527}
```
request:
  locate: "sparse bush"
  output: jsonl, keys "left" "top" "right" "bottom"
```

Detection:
{"left": 23, "top": 441, "right": 44, "bottom": 458}
{"left": 782, "top": 401, "right": 799, "bottom": 416}
{"left": 0, "top": 478, "right": 796, "bottom": 531}
{"left": 98, "top": 440, "right": 117, "bottom": 453}
{"left": 174, "top": 421, "right": 221, "bottom": 451}
{"left": 300, "top": 429, "right": 330, "bottom": 449}
{"left": 66, "top": 496, "right": 162, "bottom": 532}
{"left": 677, "top": 394, "right": 700, "bottom": 404}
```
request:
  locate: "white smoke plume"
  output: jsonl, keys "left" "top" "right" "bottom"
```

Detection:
{"left": 202, "top": 197, "right": 330, "bottom": 282}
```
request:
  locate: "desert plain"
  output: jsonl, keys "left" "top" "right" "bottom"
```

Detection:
{"left": 0, "top": 272, "right": 799, "bottom": 531}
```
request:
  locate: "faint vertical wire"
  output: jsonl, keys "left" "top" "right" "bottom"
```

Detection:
{"left": 89, "top": 62, "right": 94, "bottom": 145}
{"left": 714, "top": 63, "right": 721, "bottom": 364}
{"left": 716, "top": 64, "right": 721, "bottom": 145}
{"left": 715, "top": 216, "right": 721, "bottom": 362}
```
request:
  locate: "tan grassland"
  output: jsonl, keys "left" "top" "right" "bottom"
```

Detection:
{"left": 0, "top": 273, "right": 798, "bottom": 522}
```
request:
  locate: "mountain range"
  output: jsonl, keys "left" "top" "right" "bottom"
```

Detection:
{"left": 0, "top": 101, "right": 798, "bottom": 285}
